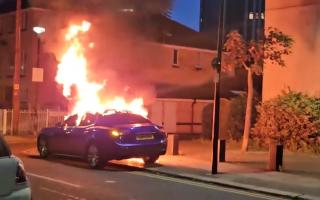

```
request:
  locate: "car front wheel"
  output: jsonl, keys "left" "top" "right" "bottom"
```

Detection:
{"left": 38, "top": 138, "right": 49, "bottom": 158}
{"left": 87, "top": 143, "right": 106, "bottom": 169}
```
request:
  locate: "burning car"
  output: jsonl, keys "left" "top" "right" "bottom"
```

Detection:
{"left": 37, "top": 111, "right": 167, "bottom": 168}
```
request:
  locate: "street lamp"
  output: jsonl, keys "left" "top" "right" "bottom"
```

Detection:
{"left": 33, "top": 26, "right": 45, "bottom": 68}
{"left": 211, "top": 0, "right": 226, "bottom": 174}
{"left": 32, "top": 26, "right": 45, "bottom": 135}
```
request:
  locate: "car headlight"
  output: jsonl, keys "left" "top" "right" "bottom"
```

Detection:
{"left": 110, "top": 129, "right": 122, "bottom": 137}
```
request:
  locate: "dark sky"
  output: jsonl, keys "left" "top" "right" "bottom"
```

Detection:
{"left": 0, "top": 0, "right": 202, "bottom": 32}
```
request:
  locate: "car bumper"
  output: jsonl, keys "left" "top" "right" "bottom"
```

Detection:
{"left": 0, "top": 187, "right": 31, "bottom": 200}
{"left": 107, "top": 142, "right": 167, "bottom": 159}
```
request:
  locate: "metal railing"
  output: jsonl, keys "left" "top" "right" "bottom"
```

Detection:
{"left": 0, "top": 109, "right": 67, "bottom": 135}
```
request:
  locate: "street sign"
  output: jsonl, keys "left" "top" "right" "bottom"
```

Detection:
{"left": 32, "top": 68, "right": 43, "bottom": 82}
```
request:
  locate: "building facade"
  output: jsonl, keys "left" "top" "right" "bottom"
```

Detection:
{"left": 263, "top": 0, "right": 320, "bottom": 100}
{"left": 0, "top": 7, "right": 218, "bottom": 111}
{"left": 0, "top": 8, "right": 65, "bottom": 110}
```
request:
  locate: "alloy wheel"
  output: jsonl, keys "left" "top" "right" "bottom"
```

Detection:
{"left": 87, "top": 144, "right": 100, "bottom": 168}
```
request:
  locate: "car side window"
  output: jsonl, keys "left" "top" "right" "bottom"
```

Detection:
{"left": 0, "top": 137, "right": 11, "bottom": 157}
{"left": 63, "top": 115, "right": 78, "bottom": 127}
{"left": 79, "top": 113, "right": 96, "bottom": 126}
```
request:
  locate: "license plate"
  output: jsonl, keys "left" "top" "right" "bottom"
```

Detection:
{"left": 136, "top": 134, "right": 154, "bottom": 140}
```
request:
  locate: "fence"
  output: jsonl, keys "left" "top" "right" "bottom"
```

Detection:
{"left": 0, "top": 109, "right": 67, "bottom": 135}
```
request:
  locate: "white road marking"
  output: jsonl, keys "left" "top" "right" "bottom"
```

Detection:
{"left": 104, "top": 180, "right": 116, "bottom": 184}
{"left": 27, "top": 173, "right": 82, "bottom": 188}
{"left": 40, "top": 187, "right": 86, "bottom": 200}
{"left": 128, "top": 171, "right": 285, "bottom": 200}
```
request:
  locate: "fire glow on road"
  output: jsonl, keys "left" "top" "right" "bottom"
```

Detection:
{"left": 55, "top": 20, "right": 148, "bottom": 122}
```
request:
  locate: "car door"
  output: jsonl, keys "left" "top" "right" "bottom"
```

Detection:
{"left": 65, "top": 126, "right": 88, "bottom": 156}
{"left": 65, "top": 113, "right": 96, "bottom": 156}
{"left": 48, "top": 126, "right": 69, "bottom": 154}
{"left": 50, "top": 115, "right": 78, "bottom": 155}
{"left": 0, "top": 136, "right": 16, "bottom": 197}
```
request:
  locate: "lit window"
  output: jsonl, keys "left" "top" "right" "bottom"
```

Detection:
{"left": 249, "top": 12, "right": 254, "bottom": 20}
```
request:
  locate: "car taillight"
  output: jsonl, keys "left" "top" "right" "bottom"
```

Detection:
{"left": 16, "top": 163, "right": 27, "bottom": 184}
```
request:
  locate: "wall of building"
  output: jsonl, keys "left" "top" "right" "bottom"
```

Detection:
{"left": 0, "top": 8, "right": 59, "bottom": 109}
{"left": 0, "top": 8, "right": 216, "bottom": 112}
{"left": 150, "top": 98, "right": 211, "bottom": 135}
{"left": 263, "top": 1, "right": 320, "bottom": 100}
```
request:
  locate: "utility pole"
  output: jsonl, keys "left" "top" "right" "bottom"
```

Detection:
{"left": 211, "top": 0, "right": 226, "bottom": 174}
{"left": 12, "top": 0, "right": 22, "bottom": 135}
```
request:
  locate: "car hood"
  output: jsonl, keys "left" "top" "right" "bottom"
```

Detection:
{"left": 0, "top": 156, "right": 18, "bottom": 196}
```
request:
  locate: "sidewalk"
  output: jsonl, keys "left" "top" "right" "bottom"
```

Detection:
{"left": 6, "top": 135, "right": 320, "bottom": 199}
{"left": 116, "top": 139, "right": 320, "bottom": 200}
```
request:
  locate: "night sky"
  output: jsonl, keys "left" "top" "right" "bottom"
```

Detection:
{"left": 170, "top": 0, "right": 201, "bottom": 31}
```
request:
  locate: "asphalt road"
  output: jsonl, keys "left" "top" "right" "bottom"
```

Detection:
{"left": 11, "top": 144, "right": 286, "bottom": 200}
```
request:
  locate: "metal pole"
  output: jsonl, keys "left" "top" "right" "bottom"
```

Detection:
{"left": 12, "top": 0, "right": 22, "bottom": 135}
{"left": 211, "top": 0, "right": 226, "bottom": 174}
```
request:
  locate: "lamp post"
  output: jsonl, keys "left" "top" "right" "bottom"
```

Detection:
{"left": 32, "top": 26, "right": 45, "bottom": 135}
{"left": 211, "top": 0, "right": 226, "bottom": 174}
{"left": 12, "top": 0, "right": 22, "bottom": 135}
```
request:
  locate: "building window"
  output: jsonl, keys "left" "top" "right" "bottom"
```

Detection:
{"left": 21, "top": 50, "right": 26, "bottom": 76}
{"left": 21, "top": 12, "right": 28, "bottom": 31}
{"left": 7, "top": 15, "right": 15, "bottom": 33}
{"left": 0, "top": 19, "right": 3, "bottom": 35}
{"left": 8, "top": 50, "right": 26, "bottom": 77}
{"left": 5, "top": 86, "right": 13, "bottom": 103}
{"left": 195, "top": 52, "right": 203, "bottom": 70}
{"left": 172, "top": 49, "right": 179, "bottom": 67}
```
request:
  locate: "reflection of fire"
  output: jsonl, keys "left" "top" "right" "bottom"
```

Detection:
{"left": 55, "top": 21, "right": 148, "bottom": 121}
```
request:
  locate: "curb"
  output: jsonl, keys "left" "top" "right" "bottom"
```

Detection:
{"left": 112, "top": 162, "right": 317, "bottom": 200}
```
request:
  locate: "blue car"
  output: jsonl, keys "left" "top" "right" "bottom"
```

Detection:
{"left": 37, "top": 111, "right": 167, "bottom": 168}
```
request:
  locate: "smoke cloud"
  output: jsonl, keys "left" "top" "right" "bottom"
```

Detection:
{"left": 30, "top": 0, "right": 212, "bottom": 106}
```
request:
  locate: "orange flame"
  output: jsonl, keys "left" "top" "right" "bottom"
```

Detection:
{"left": 55, "top": 21, "right": 148, "bottom": 121}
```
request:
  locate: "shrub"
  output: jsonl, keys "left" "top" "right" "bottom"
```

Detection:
{"left": 253, "top": 90, "right": 320, "bottom": 153}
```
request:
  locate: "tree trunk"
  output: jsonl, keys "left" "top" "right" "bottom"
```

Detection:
{"left": 241, "top": 68, "right": 253, "bottom": 152}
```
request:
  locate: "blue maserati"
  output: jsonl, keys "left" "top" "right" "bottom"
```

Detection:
{"left": 37, "top": 111, "right": 167, "bottom": 168}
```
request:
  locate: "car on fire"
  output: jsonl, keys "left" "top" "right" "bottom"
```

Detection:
{"left": 37, "top": 111, "right": 167, "bottom": 168}
{"left": 0, "top": 135, "right": 31, "bottom": 200}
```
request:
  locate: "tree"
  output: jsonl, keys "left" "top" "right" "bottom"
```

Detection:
{"left": 223, "top": 27, "right": 294, "bottom": 152}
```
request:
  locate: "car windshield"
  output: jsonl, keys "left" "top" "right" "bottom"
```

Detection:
{"left": 95, "top": 113, "right": 150, "bottom": 126}
{"left": 0, "top": 136, "right": 11, "bottom": 157}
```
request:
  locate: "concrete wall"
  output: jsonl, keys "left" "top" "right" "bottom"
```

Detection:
{"left": 263, "top": 1, "right": 320, "bottom": 100}
{"left": 150, "top": 98, "right": 211, "bottom": 135}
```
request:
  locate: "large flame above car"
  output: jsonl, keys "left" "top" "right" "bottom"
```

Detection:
{"left": 55, "top": 21, "right": 148, "bottom": 120}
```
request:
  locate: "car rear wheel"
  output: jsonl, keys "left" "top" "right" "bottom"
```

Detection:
{"left": 87, "top": 143, "right": 106, "bottom": 169}
{"left": 38, "top": 138, "right": 49, "bottom": 158}
{"left": 143, "top": 155, "right": 159, "bottom": 165}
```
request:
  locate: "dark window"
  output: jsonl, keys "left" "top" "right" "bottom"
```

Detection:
{"left": 21, "top": 12, "right": 27, "bottom": 31}
{"left": 173, "top": 49, "right": 179, "bottom": 66}
{"left": 21, "top": 50, "right": 26, "bottom": 76}
{"left": 0, "top": 137, "right": 11, "bottom": 157}
{"left": 96, "top": 113, "right": 150, "bottom": 126}
{"left": 5, "top": 86, "right": 12, "bottom": 103}
{"left": 0, "top": 19, "right": 3, "bottom": 35}
{"left": 7, "top": 15, "right": 15, "bottom": 33}
{"left": 8, "top": 50, "right": 26, "bottom": 77}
